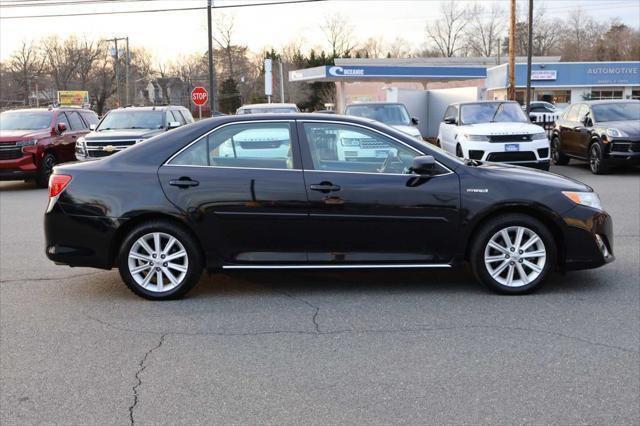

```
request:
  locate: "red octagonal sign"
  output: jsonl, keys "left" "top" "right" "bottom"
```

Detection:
{"left": 191, "top": 87, "right": 208, "bottom": 106}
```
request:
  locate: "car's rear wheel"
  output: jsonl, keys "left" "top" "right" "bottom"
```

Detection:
{"left": 470, "top": 214, "right": 556, "bottom": 294}
{"left": 36, "top": 152, "right": 56, "bottom": 188}
{"left": 117, "top": 221, "right": 203, "bottom": 300}
{"left": 589, "top": 142, "right": 609, "bottom": 175}
{"left": 551, "top": 137, "right": 569, "bottom": 165}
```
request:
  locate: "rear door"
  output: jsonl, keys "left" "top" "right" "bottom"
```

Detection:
{"left": 298, "top": 120, "right": 460, "bottom": 265}
{"left": 158, "top": 120, "right": 309, "bottom": 265}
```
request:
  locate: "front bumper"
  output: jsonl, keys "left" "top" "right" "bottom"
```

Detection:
{"left": 462, "top": 139, "right": 550, "bottom": 167}
{"left": 562, "top": 205, "right": 614, "bottom": 271}
{"left": 605, "top": 140, "right": 640, "bottom": 163}
{"left": 0, "top": 153, "right": 38, "bottom": 180}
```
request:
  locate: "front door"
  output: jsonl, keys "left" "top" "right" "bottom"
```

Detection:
{"left": 298, "top": 121, "right": 460, "bottom": 264}
{"left": 159, "top": 120, "right": 309, "bottom": 265}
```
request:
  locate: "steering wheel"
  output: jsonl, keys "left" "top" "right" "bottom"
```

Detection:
{"left": 378, "top": 151, "right": 398, "bottom": 173}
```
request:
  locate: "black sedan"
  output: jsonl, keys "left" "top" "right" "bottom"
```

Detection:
{"left": 45, "top": 114, "right": 614, "bottom": 299}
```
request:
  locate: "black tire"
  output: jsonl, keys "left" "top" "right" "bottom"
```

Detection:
{"left": 36, "top": 152, "right": 56, "bottom": 188}
{"left": 470, "top": 213, "right": 556, "bottom": 295}
{"left": 589, "top": 142, "right": 609, "bottom": 175}
{"left": 117, "top": 220, "right": 203, "bottom": 300}
{"left": 551, "top": 136, "right": 569, "bottom": 165}
{"left": 456, "top": 144, "right": 464, "bottom": 158}
{"left": 539, "top": 162, "right": 550, "bottom": 171}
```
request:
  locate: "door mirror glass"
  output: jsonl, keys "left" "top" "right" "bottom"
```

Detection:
{"left": 443, "top": 117, "right": 456, "bottom": 125}
{"left": 409, "top": 155, "right": 436, "bottom": 175}
{"left": 583, "top": 115, "right": 593, "bottom": 127}
{"left": 411, "top": 117, "right": 419, "bottom": 126}
{"left": 57, "top": 122, "right": 67, "bottom": 134}
{"left": 167, "top": 121, "right": 181, "bottom": 129}
{"left": 89, "top": 124, "right": 97, "bottom": 131}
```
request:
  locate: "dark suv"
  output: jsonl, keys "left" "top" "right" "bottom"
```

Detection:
{"left": 0, "top": 107, "right": 98, "bottom": 186}
{"left": 552, "top": 100, "right": 640, "bottom": 174}
{"left": 75, "top": 106, "right": 194, "bottom": 161}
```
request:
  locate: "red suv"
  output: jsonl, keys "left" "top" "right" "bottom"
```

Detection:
{"left": 0, "top": 107, "right": 99, "bottom": 187}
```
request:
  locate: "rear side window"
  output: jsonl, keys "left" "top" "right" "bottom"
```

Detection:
{"left": 80, "top": 111, "right": 99, "bottom": 126}
{"left": 170, "top": 122, "right": 294, "bottom": 170}
{"left": 180, "top": 109, "right": 194, "bottom": 123}
{"left": 66, "top": 111, "right": 85, "bottom": 130}
{"left": 170, "top": 110, "right": 186, "bottom": 125}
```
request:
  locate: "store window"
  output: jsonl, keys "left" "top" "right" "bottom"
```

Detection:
{"left": 536, "top": 90, "right": 571, "bottom": 104}
{"left": 590, "top": 89, "right": 623, "bottom": 100}
{"left": 632, "top": 89, "right": 640, "bottom": 100}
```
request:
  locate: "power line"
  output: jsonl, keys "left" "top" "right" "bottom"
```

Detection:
{"left": 0, "top": 0, "right": 161, "bottom": 8}
{"left": 0, "top": 0, "right": 327, "bottom": 17}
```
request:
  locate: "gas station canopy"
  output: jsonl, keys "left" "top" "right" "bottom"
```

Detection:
{"left": 289, "top": 65, "right": 487, "bottom": 83}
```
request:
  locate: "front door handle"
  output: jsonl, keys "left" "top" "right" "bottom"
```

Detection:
{"left": 169, "top": 177, "right": 199, "bottom": 188}
{"left": 309, "top": 182, "right": 341, "bottom": 193}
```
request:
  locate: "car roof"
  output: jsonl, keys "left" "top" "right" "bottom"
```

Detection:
{"left": 345, "top": 102, "right": 406, "bottom": 107}
{"left": 580, "top": 99, "right": 640, "bottom": 105}
{"left": 109, "top": 105, "right": 185, "bottom": 112}
{"left": 2, "top": 107, "right": 96, "bottom": 113}
{"left": 238, "top": 103, "right": 298, "bottom": 109}
{"left": 451, "top": 100, "right": 519, "bottom": 106}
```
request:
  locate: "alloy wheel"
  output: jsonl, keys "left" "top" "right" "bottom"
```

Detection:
{"left": 127, "top": 232, "right": 189, "bottom": 292}
{"left": 551, "top": 140, "right": 559, "bottom": 162}
{"left": 590, "top": 144, "right": 600, "bottom": 173}
{"left": 484, "top": 226, "right": 546, "bottom": 287}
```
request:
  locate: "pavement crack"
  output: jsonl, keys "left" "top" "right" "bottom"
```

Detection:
{"left": 273, "top": 290, "right": 321, "bottom": 333}
{"left": 129, "top": 334, "right": 166, "bottom": 426}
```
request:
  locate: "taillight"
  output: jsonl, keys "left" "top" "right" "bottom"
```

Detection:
{"left": 49, "top": 174, "right": 72, "bottom": 198}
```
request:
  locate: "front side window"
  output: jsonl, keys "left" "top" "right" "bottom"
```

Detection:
{"left": 98, "top": 110, "right": 164, "bottom": 131}
{"left": 460, "top": 102, "right": 529, "bottom": 124}
{"left": 170, "top": 122, "right": 294, "bottom": 170}
{"left": 443, "top": 106, "right": 457, "bottom": 122}
{"left": 66, "top": 111, "right": 85, "bottom": 130}
{"left": 0, "top": 111, "right": 52, "bottom": 130}
{"left": 303, "top": 122, "right": 419, "bottom": 174}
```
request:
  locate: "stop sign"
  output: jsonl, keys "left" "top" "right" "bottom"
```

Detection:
{"left": 191, "top": 87, "right": 208, "bottom": 106}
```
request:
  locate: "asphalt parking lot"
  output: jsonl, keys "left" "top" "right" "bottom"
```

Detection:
{"left": 1, "top": 163, "right": 638, "bottom": 425}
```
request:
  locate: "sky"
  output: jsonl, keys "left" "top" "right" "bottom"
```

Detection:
{"left": 1, "top": 0, "right": 639, "bottom": 63}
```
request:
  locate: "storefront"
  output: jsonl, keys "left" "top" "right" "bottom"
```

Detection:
{"left": 485, "top": 61, "right": 640, "bottom": 106}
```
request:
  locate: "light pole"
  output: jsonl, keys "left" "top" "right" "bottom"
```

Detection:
{"left": 525, "top": 0, "right": 534, "bottom": 114}
{"left": 207, "top": 0, "right": 217, "bottom": 115}
{"left": 103, "top": 36, "right": 130, "bottom": 107}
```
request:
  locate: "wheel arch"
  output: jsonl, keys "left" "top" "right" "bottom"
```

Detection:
{"left": 463, "top": 203, "right": 566, "bottom": 269}
{"left": 108, "top": 212, "right": 206, "bottom": 268}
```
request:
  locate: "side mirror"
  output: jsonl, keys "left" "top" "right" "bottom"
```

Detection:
{"left": 89, "top": 124, "right": 97, "bottom": 131}
{"left": 57, "top": 122, "right": 67, "bottom": 134}
{"left": 411, "top": 117, "right": 419, "bottom": 126}
{"left": 443, "top": 117, "right": 456, "bottom": 125}
{"left": 583, "top": 116, "right": 593, "bottom": 127}
{"left": 409, "top": 155, "right": 436, "bottom": 176}
{"left": 167, "top": 121, "right": 181, "bottom": 129}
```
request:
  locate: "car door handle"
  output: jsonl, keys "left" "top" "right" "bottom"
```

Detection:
{"left": 169, "top": 177, "right": 199, "bottom": 188}
{"left": 309, "top": 182, "right": 341, "bottom": 193}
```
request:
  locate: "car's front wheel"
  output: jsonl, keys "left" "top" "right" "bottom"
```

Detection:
{"left": 551, "top": 137, "right": 569, "bottom": 165}
{"left": 589, "top": 142, "right": 609, "bottom": 175}
{"left": 117, "top": 221, "right": 203, "bottom": 300}
{"left": 36, "top": 152, "right": 56, "bottom": 188}
{"left": 470, "top": 214, "right": 556, "bottom": 294}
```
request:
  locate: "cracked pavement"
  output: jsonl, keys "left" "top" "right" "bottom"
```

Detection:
{"left": 1, "top": 164, "right": 639, "bottom": 424}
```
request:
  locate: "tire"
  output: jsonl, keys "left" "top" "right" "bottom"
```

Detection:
{"left": 435, "top": 139, "right": 441, "bottom": 148}
{"left": 470, "top": 213, "right": 556, "bottom": 295}
{"left": 539, "top": 162, "right": 550, "bottom": 171}
{"left": 551, "top": 137, "right": 569, "bottom": 165}
{"left": 589, "top": 142, "right": 609, "bottom": 175}
{"left": 36, "top": 152, "right": 56, "bottom": 188}
{"left": 117, "top": 220, "right": 203, "bottom": 300}
{"left": 456, "top": 144, "right": 464, "bottom": 158}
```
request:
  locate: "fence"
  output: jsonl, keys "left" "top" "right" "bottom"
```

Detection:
{"left": 529, "top": 112, "right": 559, "bottom": 139}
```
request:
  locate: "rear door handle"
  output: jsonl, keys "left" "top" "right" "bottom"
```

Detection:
{"left": 309, "top": 182, "right": 341, "bottom": 193}
{"left": 169, "top": 177, "right": 199, "bottom": 188}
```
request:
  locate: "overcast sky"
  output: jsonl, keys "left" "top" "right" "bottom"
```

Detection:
{"left": 1, "top": 0, "right": 639, "bottom": 63}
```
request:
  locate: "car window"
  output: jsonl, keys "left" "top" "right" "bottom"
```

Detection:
{"left": 443, "top": 106, "right": 456, "bottom": 122}
{"left": 0, "top": 111, "right": 52, "bottom": 130}
{"left": 80, "top": 111, "right": 99, "bottom": 126}
{"left": 303, "top": 122, "right": 420, "bottom": 174}
{"left": 565, "top": 105, "right": 579, "bottom": 121}
{"left": 577, "top": 105, "right": 589, "bottom": 123}
{"left": 180, "top": 109, "right": 194, "bottom": 123}
{"left": 592, "top": 102, "right": 640, "bottom": 122}
{"left": 170, "top": 110, "right": 186, "bottom": 125}
{"left": 170, "top": 122, "right": 294, "bottom": 170}
{"left": 460, "top": 102, "right": 529, "bottom": 124}
{"left": 66, "top": 111, "right": 85, "bottom": 130}
{"left": 57, "top": 112, "right": 71, "bottom": 129}
{"left": 345, "top": 104, "right": 411, "bottom": 126}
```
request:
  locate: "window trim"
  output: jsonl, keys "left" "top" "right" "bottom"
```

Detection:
{"left": 164, "top": 119, "right": 301, "bottom": 171}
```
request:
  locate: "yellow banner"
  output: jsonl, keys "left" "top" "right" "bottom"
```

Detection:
{"left": 57, "top": 91, "right": 89, "bottom": 106}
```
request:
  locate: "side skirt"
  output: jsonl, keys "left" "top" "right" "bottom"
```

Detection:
{"left": 222, "top": 264, "right": 453, "bottom": 270}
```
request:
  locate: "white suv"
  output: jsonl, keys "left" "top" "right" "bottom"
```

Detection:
{"left": 437, "top": 101, "right": 550, "bottom": 170}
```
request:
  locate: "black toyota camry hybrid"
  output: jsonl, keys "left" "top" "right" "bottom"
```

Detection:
{"left": 44, "top": 114, "right": 614, "bottom": 299}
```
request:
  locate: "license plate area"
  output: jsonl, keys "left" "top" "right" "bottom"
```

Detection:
{"left": 505, "top": 144, "right": 520, "bottom": 152}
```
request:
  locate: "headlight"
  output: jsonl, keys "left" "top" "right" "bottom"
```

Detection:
{"left": 562, "top": 191, "right": 603, "bottom": 210}
{"left": 532, "top": 132, "right": 548, "bottom": 140}
{"left": 606, "top": 128, "right": 627, "bottom": 138}
{"left": 463, "top": 134, "right": 489, "bottom": 141}
{"left": 76, "top": 137, "right": 86, "bottom": 146}
{"left": 16, "top": 139, "right": 37, "bottom": 147}
{"left": 341, "top": 138, "right": 360, "bottom": 147}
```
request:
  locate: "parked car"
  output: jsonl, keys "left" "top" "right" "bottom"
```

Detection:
{"left": 45, "top": 113, "right": 613, "bottom": 300}
{"left": 551, "top": 100, "right": 640, "bottom": 174}
{"left": 437, "top": 101, "right": 551, "bottom": 170}
{"left": 344, "top": 102, "right": 423, "bottom": 140}
{"left": 236, "top": 103, "right": 299, "bottom": 114}
{"left": 75, "top": 106, "right": 193, "bottom": 161}
{"left": 0, "top": 107, "right": 98, "bottom": 187}
{"left": 526, "top": 101, "right": 562, "bottom": 124}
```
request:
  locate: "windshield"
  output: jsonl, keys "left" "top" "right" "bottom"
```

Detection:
{"left": 0, "top": 111, "right": 52, "bottom": 130}
{"left": 345, "top": 104, "right": 411, "bottom": 126}
{"left": 98, "top": 111, "right": 164, "bottom": 130}
{"left": 592, "top": 102, "right": 640, "bottom": 123}
{"left": 240, "top": 107, "right": 298, "bottom": 114}
{"left": 460, "top": 103, "right": 529, "bottom": 125}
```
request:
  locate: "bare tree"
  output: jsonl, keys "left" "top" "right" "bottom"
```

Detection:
{"left": 76, "top": 38, "right": 105, "bottom": 89}
{"left": 42, "top": 36, "right": 81, "bottom": 90}
{"left": 7, "top": 40, "right": 46, "bottom": 104}
{"left": 213, "top": 12, "right": 237, "bottom": 77}
{"left": 560, "top": 7, "right": 606, "bottom": 61}
{"left": 355, "top": 36, "right": 386, "bottom": 58}
{"left": 426, "top": 2, "right": 467, "bottom": 57}
{"left": 465, "top": 2, "right": 504, "bottom": 57}
{"left": 321, "top": 13, "right": 357, "bottom": 58}
{"left": 387, "top": 37, "right": 413, "bottom": 58}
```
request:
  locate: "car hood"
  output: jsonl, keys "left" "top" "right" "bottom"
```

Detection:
{"left": 0, "top": 129, "right": 50, "bottom": 141}
{"left": 461, "top": 122, "right": 543, "bottom": 135}
{"left": 391, "top": 124, "right": 422, "bottom": 137}
{"left": 86, "top": 129, "right": 163, "bottom": 140}
{"left": 474, "top": 161, "right": 591, "bottom": 192}
{"left": 596, "top": 120, "right": 640, "bottom": 138}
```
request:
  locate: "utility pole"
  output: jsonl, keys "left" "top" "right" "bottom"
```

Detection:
{"left": 525, "top": 0, "right": 534, "bottom": 114}
{"left": 278, "top": 60, "right": 285, "bottom": 103}
{"left": 207, "top": 0, "right": 218, "bottom": 115}
{"left": 508, "top": 0, "right": 516, "bottom": 101}
{"left": 104, "top": 37, "right": 129, "bottom": 107}
{"left": 114, "top": 38, "right": 120, "bottom": 106}
{"left": 125, "top": 37, "right": 130, "bottom": 106}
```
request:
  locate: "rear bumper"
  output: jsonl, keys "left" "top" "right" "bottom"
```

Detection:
{"left": 562, "top": 205, "right": 614, "bottom": 271}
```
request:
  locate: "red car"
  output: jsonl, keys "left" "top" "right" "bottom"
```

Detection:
{"left": 0, "top": 107, "right": 99, "bottom": 187}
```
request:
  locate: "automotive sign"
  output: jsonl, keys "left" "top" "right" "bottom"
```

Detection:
{"left": 57, "top": 90, "right": 89, "bottom": 107}
{"left": 531, "top": 70, "right": 557, "bottom": 80}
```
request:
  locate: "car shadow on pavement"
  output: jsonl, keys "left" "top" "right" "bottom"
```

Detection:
{"left": 0, "top": 181, "right": 40, "bottom": 191}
